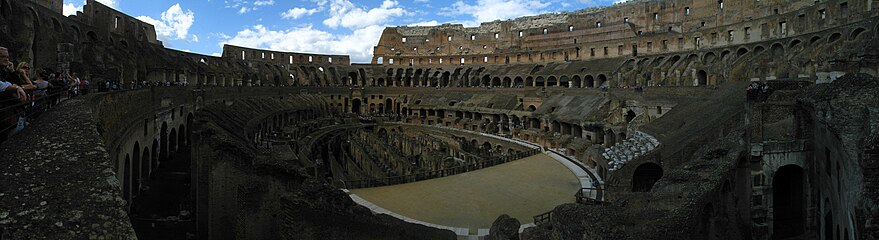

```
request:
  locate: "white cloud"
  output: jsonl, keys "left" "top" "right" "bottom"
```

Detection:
{"left": 223, "top": 24, "right": 384, "bottom": 63}
{"left": 321, "top": 0, "right": 406, "bottom": 29}
{"left": 135, "top": 4, "right": 196, "bottom": 41}
{"left": 97, "top": 0, "right": 119, "bottom": 9}
{"left": 407, "top": 20, "right": 439, "bottom": 26}
{"left": 63, "top": 2, "right": 81, "bottom": 16}
{"left": 442, "top": 0, "right": 551, "bottom": 24}
{"left": 281, "top": 7, "right": 319, "bottom": 19}
{"left": 238, "top": 7, "right": 252, "bottom": 14}
{"left": 62, "top": 0, "right": 118, "bottom": 16}
{"left": 253, "top": 0, "right": 274, "bottom": 6}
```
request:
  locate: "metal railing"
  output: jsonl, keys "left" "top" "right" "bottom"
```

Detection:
{"left": 0, "top": 86, "right": 74, "bottom": 143}
{"left": 343, "top": 148, "right": 540, "bottom": 189}
{"left": 533, "top": 210, "right": 553, "bottom": 226}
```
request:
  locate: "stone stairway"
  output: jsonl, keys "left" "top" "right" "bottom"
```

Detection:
{"left": 601, "top": 131, "right": 659, "bottom": 171}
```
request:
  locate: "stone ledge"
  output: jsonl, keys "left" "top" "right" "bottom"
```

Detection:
{"left": 0, "top": 98, "right": 135, "bottom": 239}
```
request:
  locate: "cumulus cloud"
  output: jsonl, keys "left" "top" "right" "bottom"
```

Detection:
{"left": 136, "top": 4, "right": 196, "bottom": 41}
{"left": 222, "top": 24, "right": 384, "bottom": 63}
{"left": 281, "top": 7, "right": 319, "bottom": 19}
{"left": 321, "top": 0, "right": 406, "bottom": 29}
{"left": 62, "top": 0, "right": 119, "bottom": 16}
{"left": 441, "top": 0, "right": 551, "bottom": 24}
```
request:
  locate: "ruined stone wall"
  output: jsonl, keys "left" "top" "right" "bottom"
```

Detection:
{"left": 374, "top": 0, "right": 879, "bottom": 66}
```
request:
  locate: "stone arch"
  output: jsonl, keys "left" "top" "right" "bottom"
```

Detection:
{"left": 27, "top": 7, "right": 40, "bottom": 27}
{"left": 141, "top": 146, "right": 151, "bottom": 184}
{"left": 625, "top": 110, "right": 636, "bottom": 123}
{"left": 559, "top": 75, "right": 570, "bottom": 87}
{"left": 828, "top": 32, "right": 842, "bottom": 43}
{"left": 789, "top": 39, "right": 802, "bottom": 49}
{"left": 547, "top": 76, "right": 558, "bottom": 87}
{"left": 773, "top": 164, "right": 805, "bottom": 238}
{"left": 632, "top": 162, "right": 663, "bottom": 192}
{"left": 527, "top": 105, "right": 537, "bottom": 112}
{"left": 169, "top": 128, "right": 178, "bottom": 154}
{"left": 771, "top": 43, "right": 785, "bottom": 57}
{"left": 179, "top": 124, "right": 187, "bottom": 148}
{"left": 809, "top": 35, "right": 822, "bottom": 44}
{"left": 754, "top": 45, "right": 766, "bottom": 54}
{"left": 502, "top": 77, "right": 512, "bottom": 87}
{"left": 351, "top": 98, "right": 362, "bottom": 114}
{"left": 513, "top": 76, "right": 523, "bottom": 87}
{"left": 699, "top": 203, "right": 718, "bottom": 240}
{"left": 151, "top": 140, "right": 159, "bottom": 170}
{"left": 525, "top": 76, "right": 534, "bottom": 87}
{"left": 697, "top": 70, "right": 708, "bottom": 86}
{"left": 849, "top": 27, "right": 866, "bottom": 40}
{"left": 585, "top": 75, "right": 595, "bottom": 88}
{"left": 123, "top": 155, "right": 131, "bottom": 205}
{"left": 703, "top": 52, "right": 717, "bottom": 64}
{"left": 572, "top": 75, "right": 582, "bottom": 88}
{"left": 86, "top": 31, "right": 98, "bottom": 42}
{"left": 51, "top": 17, "right": 62, "bottom": 33}
{"left": 131, "top": 142, "right": 141, "bottom": 197}
{"left": 160, "top": 122, "right": 168, "bottom": 160}
{"left": 597, "top": 74, "right": 608, "bottom": 87}
{"left": 0, "top": 0, "right": 9, "bottom": 20}
{"left": 536, "top": 76, "right": 546, "bottom": 87}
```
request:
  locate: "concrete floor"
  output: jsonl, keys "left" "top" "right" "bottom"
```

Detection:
{"left": 350, "top": 153, "right": 580, "bottom": 230}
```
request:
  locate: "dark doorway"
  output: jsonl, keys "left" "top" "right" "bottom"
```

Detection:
{"left": 632, "top": 163, "right": 663, "bottom": 192}
{"left": 772, "top": 164, "right": 805, "bottom": 239}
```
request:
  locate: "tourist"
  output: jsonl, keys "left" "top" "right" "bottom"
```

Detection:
{"left": 0, "top": 47, "right": 28, "bottom": 141}
{"left": 32, "top": 69, "right": 53, "bottom": 99}
{"left": 14, "top": 62, "right": 36, "bottom": 91}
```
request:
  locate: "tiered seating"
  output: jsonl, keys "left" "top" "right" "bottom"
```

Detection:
{"left": 601, "top": 131, "right": 659, "bottom": 171}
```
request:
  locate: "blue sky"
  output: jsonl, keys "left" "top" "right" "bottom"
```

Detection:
{"left": 63, "top": 0, "right": 626, "bottom": 63}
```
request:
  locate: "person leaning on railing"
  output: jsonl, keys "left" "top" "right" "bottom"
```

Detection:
{"left": 0, "top": 47, "right": 29, "bottom": 142}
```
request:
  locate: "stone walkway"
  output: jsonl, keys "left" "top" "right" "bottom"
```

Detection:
{"left": 347, "top": 153, "right": 579, "bottom": 237}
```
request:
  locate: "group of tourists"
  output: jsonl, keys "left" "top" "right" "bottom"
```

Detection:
{"left": 0, "top": 46, "right": 84, "bottom": 142}
{"left": 747, "top": 81, "right": 772, "bottom": 101}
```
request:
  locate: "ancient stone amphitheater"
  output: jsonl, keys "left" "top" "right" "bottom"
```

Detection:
{"left": 0, "top": 0, "right": 877, "bottom": 239}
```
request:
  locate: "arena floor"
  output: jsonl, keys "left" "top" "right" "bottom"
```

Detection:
{"left": 349, "top": 153, "right": 580, "bottom": 231}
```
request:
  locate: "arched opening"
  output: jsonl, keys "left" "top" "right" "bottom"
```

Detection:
{"left": 699, "top": 203, "right": 717, "bottom": 240}
{"left": 123, "top": 155, "right": 131, "bottom": 206}
{"left": 385, "top": 98, "right": 393, "bottom": 114}
{"left": 131, "top": 142, "right": 140, "bottom": 197}
{"left": 140, "top": 147, "right": 150, "bottom": 190}
{"left": 771, "top": 43, "right": 785, "bottom": 57}
{"left": 632, "top": 163, "right": 663, "bottom": 192}
{"left": 625, "top": 110, "right": 636, "bottom": 123}
{"left": 598, "top": 74, "right": 608, "bottom": 87}
{"left": 849, "top": 28, "right": 866, "bottom": 40}
{"left": 547, "top": 76, "right": 558, "bottom": 87}
{"left": 828, "top": 33, "right": 842, "bottom": 43}
{"left": 514, "top": 77, "right": 523, "bottom": 87}
{"left": 535, "top": 76, "right": 545, "bottom": 87}
{"left": 772, "top": 164, "right": 805, "bottom": 239}
{"left": 179, "top": 124, "right": 187, "bottom": 148}
{"left": 151, "top": 140, "right": 159, "bottom": 170}
{"left": 527, "top": 105, "right": 537, "bottom": 112}
{"left": 351, "top": 98, "right": 362, "bottom": 114}
{"left": 571, "top": 75, "right": 581, "bottom": 88}
{"left": 160, "top": 122, "right": 168, "bottom": 161}
{"left": 697, "top": 70, "right": 708, "bottom": 86}
{"left": 87, "top": 31, "right": 98, "bottom": 42}
{"left": 169, "top": 128, "right": 178, "bottom": 155}
{"left": 585, "top": 75, "right": 595, "bottom": 88}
